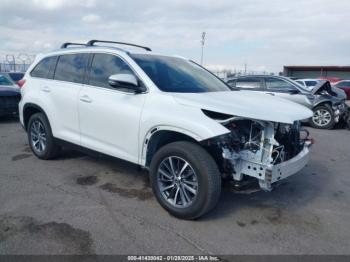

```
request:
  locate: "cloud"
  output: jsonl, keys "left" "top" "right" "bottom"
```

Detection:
{"left": 0, "top": 0, "right": 350, "bottom": 72}
{"left": 82, "top": 14, "right": 100, "bottom": 23}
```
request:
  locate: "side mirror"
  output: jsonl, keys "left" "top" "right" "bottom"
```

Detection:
{"left": 108, "top": 74, "right": 144, "bottom": 93}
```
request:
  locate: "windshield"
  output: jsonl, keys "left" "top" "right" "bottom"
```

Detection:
{"left": 130, "top": 54, "right": 231, "bottom": 93}
{"left": 0, "top": 75, "right": 13, "bottom": 86}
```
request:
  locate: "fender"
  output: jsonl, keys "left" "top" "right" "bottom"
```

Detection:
{"left": 140, "top": 125, "right": 203, "bottom": 166}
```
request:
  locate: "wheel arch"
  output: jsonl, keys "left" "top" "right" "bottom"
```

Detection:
{"left": 23, "top": 103, "right": 49, "bottom": 131}
{"left": 141, "top": 126, "right": 202, "bottom": 167}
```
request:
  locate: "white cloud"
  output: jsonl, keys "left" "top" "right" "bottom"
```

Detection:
{"left": 82, "top": 14, "right": 100, "bottom": 23}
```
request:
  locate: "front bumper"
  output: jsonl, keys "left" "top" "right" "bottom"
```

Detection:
{"left": 266, "top": 145, "right": 310, "bottom": 184}
{"left": 333, "top": 102, "right": 348, "bottom": 123}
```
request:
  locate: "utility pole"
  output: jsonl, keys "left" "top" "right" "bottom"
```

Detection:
{"left": 200, "top": 32, "right": 206, "bottom": 65}
{"left": 244, "top": 63, "right": 247, "bottom": 75}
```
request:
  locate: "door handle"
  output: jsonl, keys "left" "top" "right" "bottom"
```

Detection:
{"left": 41, "top": 86, "right": 51, "bottom": 93}
{"left": 80, "top": 95, "right": 92, "bottom": 103}
{"left": 266, "top": 92, "right": 275, "bottom": 96}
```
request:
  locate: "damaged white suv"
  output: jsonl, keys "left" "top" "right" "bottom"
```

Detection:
{"left": 19, "top": 40, "right": 313, "bottom": 219}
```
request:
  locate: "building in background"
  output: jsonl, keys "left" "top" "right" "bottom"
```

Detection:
{"left": 283, "top": 66, "right": 350, "bottom": 80}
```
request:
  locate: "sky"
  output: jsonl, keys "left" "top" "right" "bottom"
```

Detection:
{"left": 0, "top": 0, "right": 349, "bottom": 73}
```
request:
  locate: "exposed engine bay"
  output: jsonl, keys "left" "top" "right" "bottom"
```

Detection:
{"left": 203, "top": 112, "right": 312, "bottom": 191}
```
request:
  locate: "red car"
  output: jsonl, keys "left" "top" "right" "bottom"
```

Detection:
{"left": 318, "top": 76, "right": 342, "bottom": 84}
{"left": 333, "top": 80, "right": 350, "bottom": 100}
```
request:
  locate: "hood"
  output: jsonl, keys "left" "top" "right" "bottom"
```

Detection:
{"left": 172, "top": 91, "right": 313, "bottom": 124}
{"left": 312, "top": 80, "right": 346, "bottom": 99}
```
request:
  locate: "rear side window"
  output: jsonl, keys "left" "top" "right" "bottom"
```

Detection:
{"left": 88, "top": 53, "right": 134, "bottom": 88}
{"left": 54, "top": 54, "right": 89, "bottom": 84}
{"left": 235, "top": 77, "right": 261, "bottom": 89}
{"left": 31, "top": 56, "right": 58, "bottom": 79}
{"left": 265, "top": 78, "right": 296, "bottom": 90}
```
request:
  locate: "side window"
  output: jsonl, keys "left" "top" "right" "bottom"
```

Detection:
{"left": 336, "top": 82, "right": 350, "bottom": 88}
{"left": 88, "top": 53, "right": 134, "bottom": 88}
{"left": 226, "top": 80, "right": 236, "bottom": 88}
{"left": 235, "top": 78, "right": 261, "bottom": 89}
{"left": 265, "top": 78, "right": 296, "bottom": 90}
{"left": 305, "top": 81, "right": 317, "bottom": 87}
{"left": 31, "top": 56, "right": 58, "bottom": 79}
{"left": 54, "top": 54, "right": 89, "bottom": 84}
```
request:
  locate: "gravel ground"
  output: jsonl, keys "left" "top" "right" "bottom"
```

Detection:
{"left": 0, "top": 117, "right": 349, "bottom": 255}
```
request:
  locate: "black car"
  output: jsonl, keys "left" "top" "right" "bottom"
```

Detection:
{"left": 0, "top": 74, "right": 21, "bottom": 117}
{"left": 227, "top": 75, "right": 348, "bottom": 129}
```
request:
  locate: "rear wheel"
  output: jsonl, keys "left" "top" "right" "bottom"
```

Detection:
{"left": 310, "top": 104, "right": 335, "bottom": 129}
{"left": 27, "top": 112, "right": 60, "bottom": 159}
{"left": 149, "top": 141, "right": 221, "bottom": 219}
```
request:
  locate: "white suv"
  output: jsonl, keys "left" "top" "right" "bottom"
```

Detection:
{"left": 19, "top": 40, "right": 313, "bottom": 219}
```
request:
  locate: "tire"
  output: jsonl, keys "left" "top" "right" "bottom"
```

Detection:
{"left": 27, "top": 112, "right": 60, "bottom": 159}
{"left": 310, "top": 104, "right": 335, "bottom": 129}
{"left": 149, "top": 141, "right": 221, "bottom": 220}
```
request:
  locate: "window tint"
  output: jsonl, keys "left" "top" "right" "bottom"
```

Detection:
{"left": 305, "top": 81, "right": 318, "bottom": 87}
{"left": 88, "top": 53, "right": 134, "bottom": 88}
{"left": 265, "top": 78, "right": 296, "bottom": 90}
{"left": 31, "top": 56, "right": 58, "bottom": 79}
{"left": 130, "top": 54, "right": 231, "bottom": 93}
{"left": 336, "top": 81, "right": 350, "bottom": 88}
{"left": 54, "top": 54, "right": 89, "bottom": 84}
{"left": 235, "top": 78, "right": 261, "bottom": 89}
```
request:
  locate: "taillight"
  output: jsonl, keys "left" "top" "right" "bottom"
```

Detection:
{"left": 17, "top": 79, "right": 26, "bottom": 88}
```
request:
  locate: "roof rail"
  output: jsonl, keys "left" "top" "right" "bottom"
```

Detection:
{"left": 86, "top": 40, "right": 152, "bottom": 51}
{"left": 61, "top": 42, "right": 87, "bottom": 48}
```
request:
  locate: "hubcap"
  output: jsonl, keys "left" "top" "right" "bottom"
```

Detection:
{"left": 30, "top": 120, "right": 47, "bottom": 153}
{"left": 157, "top": 156, "right": 198, "bottom": 208}
{"left": 312, "top": 109, "right": 331, "bottom": 127}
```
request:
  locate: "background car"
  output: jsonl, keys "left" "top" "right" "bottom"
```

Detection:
{"left": 296, "top": 79, "right": 320, "bottom": 91}
{"left": 227, "top": 75, "right": 348, "bottom": 129}
{"left": 0, "top": 74, "right": 21, "bottom": 117}
{"left": 332, "top": 80, "right": 350, "bottom": 100}
{"left": 5, "top": 72, "right": 25, "bottom": 85}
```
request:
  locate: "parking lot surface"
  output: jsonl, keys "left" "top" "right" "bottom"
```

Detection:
{"left": 0, "top": 117, "right": 350, "bottom": 255}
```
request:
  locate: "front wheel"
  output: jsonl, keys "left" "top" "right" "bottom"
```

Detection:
{"left": 149, "top": 141, "right": 221, "bottom": 220}
{"left": 310, "top": 104, "right": 335, "bottom": 129}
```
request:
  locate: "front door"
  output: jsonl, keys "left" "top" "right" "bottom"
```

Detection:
{"left": 79, "top": 53, "right": 146, "bottom": 164}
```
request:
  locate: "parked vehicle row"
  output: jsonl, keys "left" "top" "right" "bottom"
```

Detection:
{"left": 226, "top": 75, "right": 348, "bottom": 129}
{"left": 17, "top": 40, "right": 314, "bottom": 219}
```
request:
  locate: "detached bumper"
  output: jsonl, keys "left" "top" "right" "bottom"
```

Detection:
{"left": 267, "top": 145, "right": 310, "bottom": 184}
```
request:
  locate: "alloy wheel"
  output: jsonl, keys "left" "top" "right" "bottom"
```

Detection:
{"left": 157, "top": 156, "right": 198, "bottom": 208}
{"left": 30, "top": 120, "right": 47, "bottom": 153}
{"left": 312, "top": 109, "right": 332, "bottom": 127}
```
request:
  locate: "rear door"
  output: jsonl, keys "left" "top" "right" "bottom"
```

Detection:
{"left": 78, "top": 53, "right": 146, "bottom": 163}
{"left": 46, "top": 53, "right": 89, "bottom": 144}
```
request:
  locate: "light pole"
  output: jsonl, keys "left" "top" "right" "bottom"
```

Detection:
{"left": 200, "top": 32, "right": 206, "bottom": 65}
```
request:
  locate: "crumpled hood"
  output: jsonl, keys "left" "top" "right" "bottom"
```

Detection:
{"left": 312, "top": 80, "right": 346, "bottom": 100}
{"left": 172, "top": 91, "right": 313, "bottom": 124}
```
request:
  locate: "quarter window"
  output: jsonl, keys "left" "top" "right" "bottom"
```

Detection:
{"left": 54, "top": 54, "right": 89, "bottom": 84}
{"left": 31, "top": 56, "right": 58, "bottom": 79}
{"left": 88, "top": 53, "right": 134, "bottom": 88}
